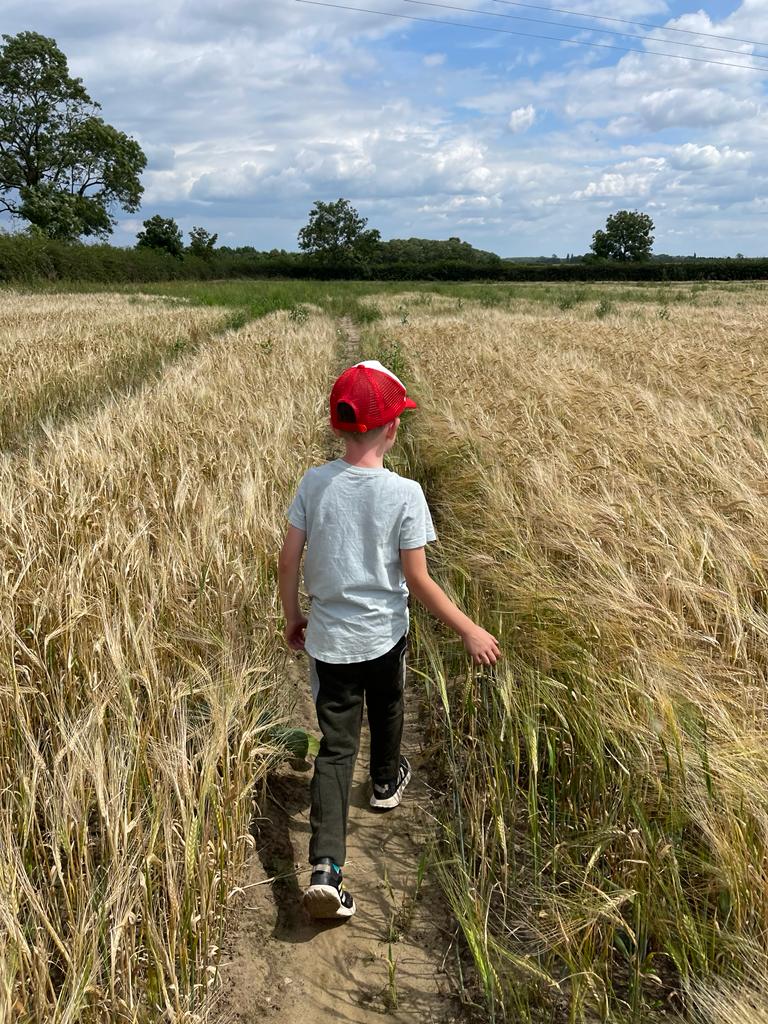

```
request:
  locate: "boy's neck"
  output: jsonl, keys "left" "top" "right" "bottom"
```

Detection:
{"left": 340, "top": 444, "right": 385, "bottom": 469}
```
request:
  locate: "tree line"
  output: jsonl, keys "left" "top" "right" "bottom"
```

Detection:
{"left": 3, "top": 229, "right": 766, "bottom": 286}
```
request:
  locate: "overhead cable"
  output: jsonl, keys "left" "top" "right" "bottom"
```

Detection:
{"left": 489, "top": 0, "right": 768, "bottom": 51}
{"left": 401, "top": 0, "right": 768, "bottom": 61}
{"left": 293, "top": 0, "right": 768, "bottom": 73}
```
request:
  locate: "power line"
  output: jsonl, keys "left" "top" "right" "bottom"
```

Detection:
{"left": 294, "top": 0, "right": 768, "bottom": 73}
{"left": 489, "top": 0, "right": 768, "bottom": 52}
{"left": 403, "top": 0, "right": 768, "bottom": 61}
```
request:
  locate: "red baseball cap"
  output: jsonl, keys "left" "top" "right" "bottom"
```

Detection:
{"left": 330, "top": 360, "right": 418, "bottom": 433}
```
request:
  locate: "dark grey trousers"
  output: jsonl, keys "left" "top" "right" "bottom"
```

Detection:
{"left": 308, "top": 634, "right": 407, "bottom": 866}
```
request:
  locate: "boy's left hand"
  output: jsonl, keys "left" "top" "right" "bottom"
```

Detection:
{"left": 461, "top": 624, "right": 501, "bottom": 666}
{"left": 285, "top": 616, "right": 308, "bottom": 651}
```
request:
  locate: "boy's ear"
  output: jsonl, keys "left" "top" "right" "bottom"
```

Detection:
{"left": 386, "top": 416, "right": 400, "bottom": 438}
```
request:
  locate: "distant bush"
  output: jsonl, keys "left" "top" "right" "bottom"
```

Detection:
{"left": 492, "top": 258, "right": 768, "bottom": 283}
{"left": 0, "top": 235, "right": 215, "bottom": 284}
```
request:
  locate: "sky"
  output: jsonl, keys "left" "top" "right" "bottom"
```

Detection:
{"left": 1, "top": 0, "right": 767, "bottom": 256}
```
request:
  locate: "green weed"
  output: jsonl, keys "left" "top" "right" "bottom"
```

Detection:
{"left": 288, "top": 303, "right": 309, "bottom": 324}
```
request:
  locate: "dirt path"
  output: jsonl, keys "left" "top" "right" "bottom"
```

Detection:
{"left": 210, "top": 318, "right": 465, "bottom": 1024}
{"left": 212, "top": 660, "right": 463, "bottom": 1024}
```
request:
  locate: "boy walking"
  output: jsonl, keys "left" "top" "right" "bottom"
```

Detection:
{"left": 278, "top": 360, "right": 500, "bottom": 920}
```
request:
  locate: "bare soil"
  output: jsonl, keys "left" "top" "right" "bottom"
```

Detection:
{"left": 210, "top": 657, "right": 465, "bottom": 1024}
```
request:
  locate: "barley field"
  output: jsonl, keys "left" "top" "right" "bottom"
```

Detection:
{"left": 0, "top": 291, "right": 334, "bottom": 1021}
{"left": 5, "top": 279, "right": 768, "bottom": 1024}
{"left": 362, "top": 283, "right": 768, "bottom": 1022}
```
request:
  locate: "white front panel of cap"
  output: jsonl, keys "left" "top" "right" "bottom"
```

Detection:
{"left": 356, "top": 359, "right": 406, "bottom": 390}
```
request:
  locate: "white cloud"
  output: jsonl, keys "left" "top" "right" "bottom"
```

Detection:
{"left": 418, "top": 194, "right": 503, "bottom": 214}
{"left": 632, "top": 89, "right": 759, "bottom": 132}
{"left": 572, "top": 172, "right": 658, "bottom": 199}
{"left": 667, "top": 143, "right": 752, "bottom": 170}
{"left": 423, "top": 53, "right": 446, "bottom": 67}
{"left": 508, "top": 105, "right": 536, "bottom": 133}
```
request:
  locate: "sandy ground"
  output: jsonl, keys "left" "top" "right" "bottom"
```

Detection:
{"left": 210, "top": 655, "right": 466, "bottom": 1024}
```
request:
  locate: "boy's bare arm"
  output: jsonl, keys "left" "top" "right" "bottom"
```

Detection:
{"left": 400, "top": 547, "right": 500, "bottom": 666}
{"left": 278, "top": 525, "right": 308, "bottom": 650}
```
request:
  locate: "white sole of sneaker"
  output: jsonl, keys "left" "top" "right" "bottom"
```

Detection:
{"left": 369, "top": 767, "right": 412, "bottom": 810}
{"left": 303, "top": 884, "right": 356, "bottom": 919}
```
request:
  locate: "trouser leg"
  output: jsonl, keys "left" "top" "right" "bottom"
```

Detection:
{"left": 309, "top": 661, "right": 364, "bottom": 866}
{"left": 366, "top": 634, "right": 407, "bottom": 787}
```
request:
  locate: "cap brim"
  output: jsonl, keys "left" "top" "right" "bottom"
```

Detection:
{"left": 402, "top": 398, "right": 418, "bottom": 411}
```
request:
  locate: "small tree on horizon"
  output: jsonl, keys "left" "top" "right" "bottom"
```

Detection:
{"left": 136, "top": 215, "right": 183, "bottom": 258}
{"left": 590, "top": 210, "right": 655, "bottom": 262}
{"left": 298, "top": 198, "right": 381, "bottom": 269}
{"left": 188, "top": 225, "right": 218, "bottom": 260}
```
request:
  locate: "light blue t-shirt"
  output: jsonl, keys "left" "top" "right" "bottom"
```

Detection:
{"left": 287, "top": 459, "right": 437, "bottom": 664}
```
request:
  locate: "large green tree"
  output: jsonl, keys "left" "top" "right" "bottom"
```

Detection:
{"left": 0, "top": 31, "right": 146, "bottom": 240}
{"left": 590, "top": 209, "right": 655, "bottom": 262}
{"left": 298, "top": 198, "right": 381, "bottom": 269}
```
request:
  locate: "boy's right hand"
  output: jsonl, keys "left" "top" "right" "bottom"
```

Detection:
{"left": 461, "top": 624, "right": 501, "bottom": 666}
{"left": 285, "top": 616, "right": 308, "bottom": 652}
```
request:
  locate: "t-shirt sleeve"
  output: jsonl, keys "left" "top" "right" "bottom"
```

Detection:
{"left": 399, "top": 483, "right": 438, "bottom": 549}
{"left": 286, "top": 474, "right": 308, "bottom": 531}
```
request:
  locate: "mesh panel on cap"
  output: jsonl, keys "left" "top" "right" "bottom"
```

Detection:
{"left": 361, "top": 365, "right": 405, "bottom": 425}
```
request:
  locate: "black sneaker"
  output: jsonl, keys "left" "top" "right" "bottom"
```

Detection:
{"left": 303, "top": 860, "right": 356, "bottom": 919}
{"left": 370, "top": 755, "right": 412, "bottom": 811}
